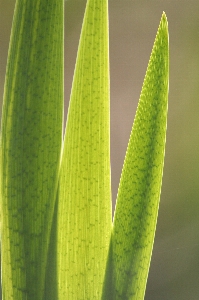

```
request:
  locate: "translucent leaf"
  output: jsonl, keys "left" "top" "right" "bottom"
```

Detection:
{"left": 0, "top": 0, "right": 64, "bottom": 298}
{"left": 57, "top": 0, "right": 111, "bottom": 299}
{"left": 102, "top": 12, "right": 169, "bottom": 300}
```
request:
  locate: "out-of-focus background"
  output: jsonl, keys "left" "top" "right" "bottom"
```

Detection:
{"left": 1, "top": 0, "right": 199, "bottom": 299}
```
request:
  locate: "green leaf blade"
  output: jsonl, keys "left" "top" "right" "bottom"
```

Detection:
{"left": 1, "top": 0, "right": 64, "bottom": 299}
{"left": 102, "top": 12, "right": 169, "bottom": 300}
{"left": 57, "top": 0, "right": 111, "bottom": 298}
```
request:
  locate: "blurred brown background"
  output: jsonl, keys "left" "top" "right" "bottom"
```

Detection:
{"left": 1, "top": 0, "right": 199, "bottom": 299}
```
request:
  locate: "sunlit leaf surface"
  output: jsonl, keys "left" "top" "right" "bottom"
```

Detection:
{"left": 102, "top": 12, "right": 169, "bottom": 300}
{"left": 57, "top": 0, "right": 111, "bottom": 299}
{"left": 1, "top": 0, "right": 64, "bottom": 298}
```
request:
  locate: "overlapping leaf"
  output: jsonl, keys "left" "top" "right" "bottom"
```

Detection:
{"left": 1, "top": 0, "right": 169, "bottom": 298}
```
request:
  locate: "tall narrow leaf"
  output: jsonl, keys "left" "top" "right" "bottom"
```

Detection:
{"left": 102, "top": 12, "right": 169, "bottom": 299}
{"left": 1, "top": 0, "right": 64, "bottom": 299}
{"left": 57, "top": 0, "right": 111, "bottom": 298}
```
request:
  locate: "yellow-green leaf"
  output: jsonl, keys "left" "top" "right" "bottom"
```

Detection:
{"left": 102, "top": 12, "right": 169, "bottom": 300}
{"left": 57, "top": 0, "right": 111, "bottom": 298}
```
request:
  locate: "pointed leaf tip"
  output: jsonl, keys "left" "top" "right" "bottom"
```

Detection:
{"left": 160, "top": 11, "right": 168, "bottom": 32}
{"left": 162, "top": 11, "right": 167, "bottom": 20}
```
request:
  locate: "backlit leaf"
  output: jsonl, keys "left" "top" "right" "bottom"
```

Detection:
{"left": 57, "top": 0, "right": 111, "bottom": 299}
{"left": 102, "top": 12, "right": 169, "bottom": 300}
{"left": 0, "top": 0, "right": 64, "bottom": 298}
